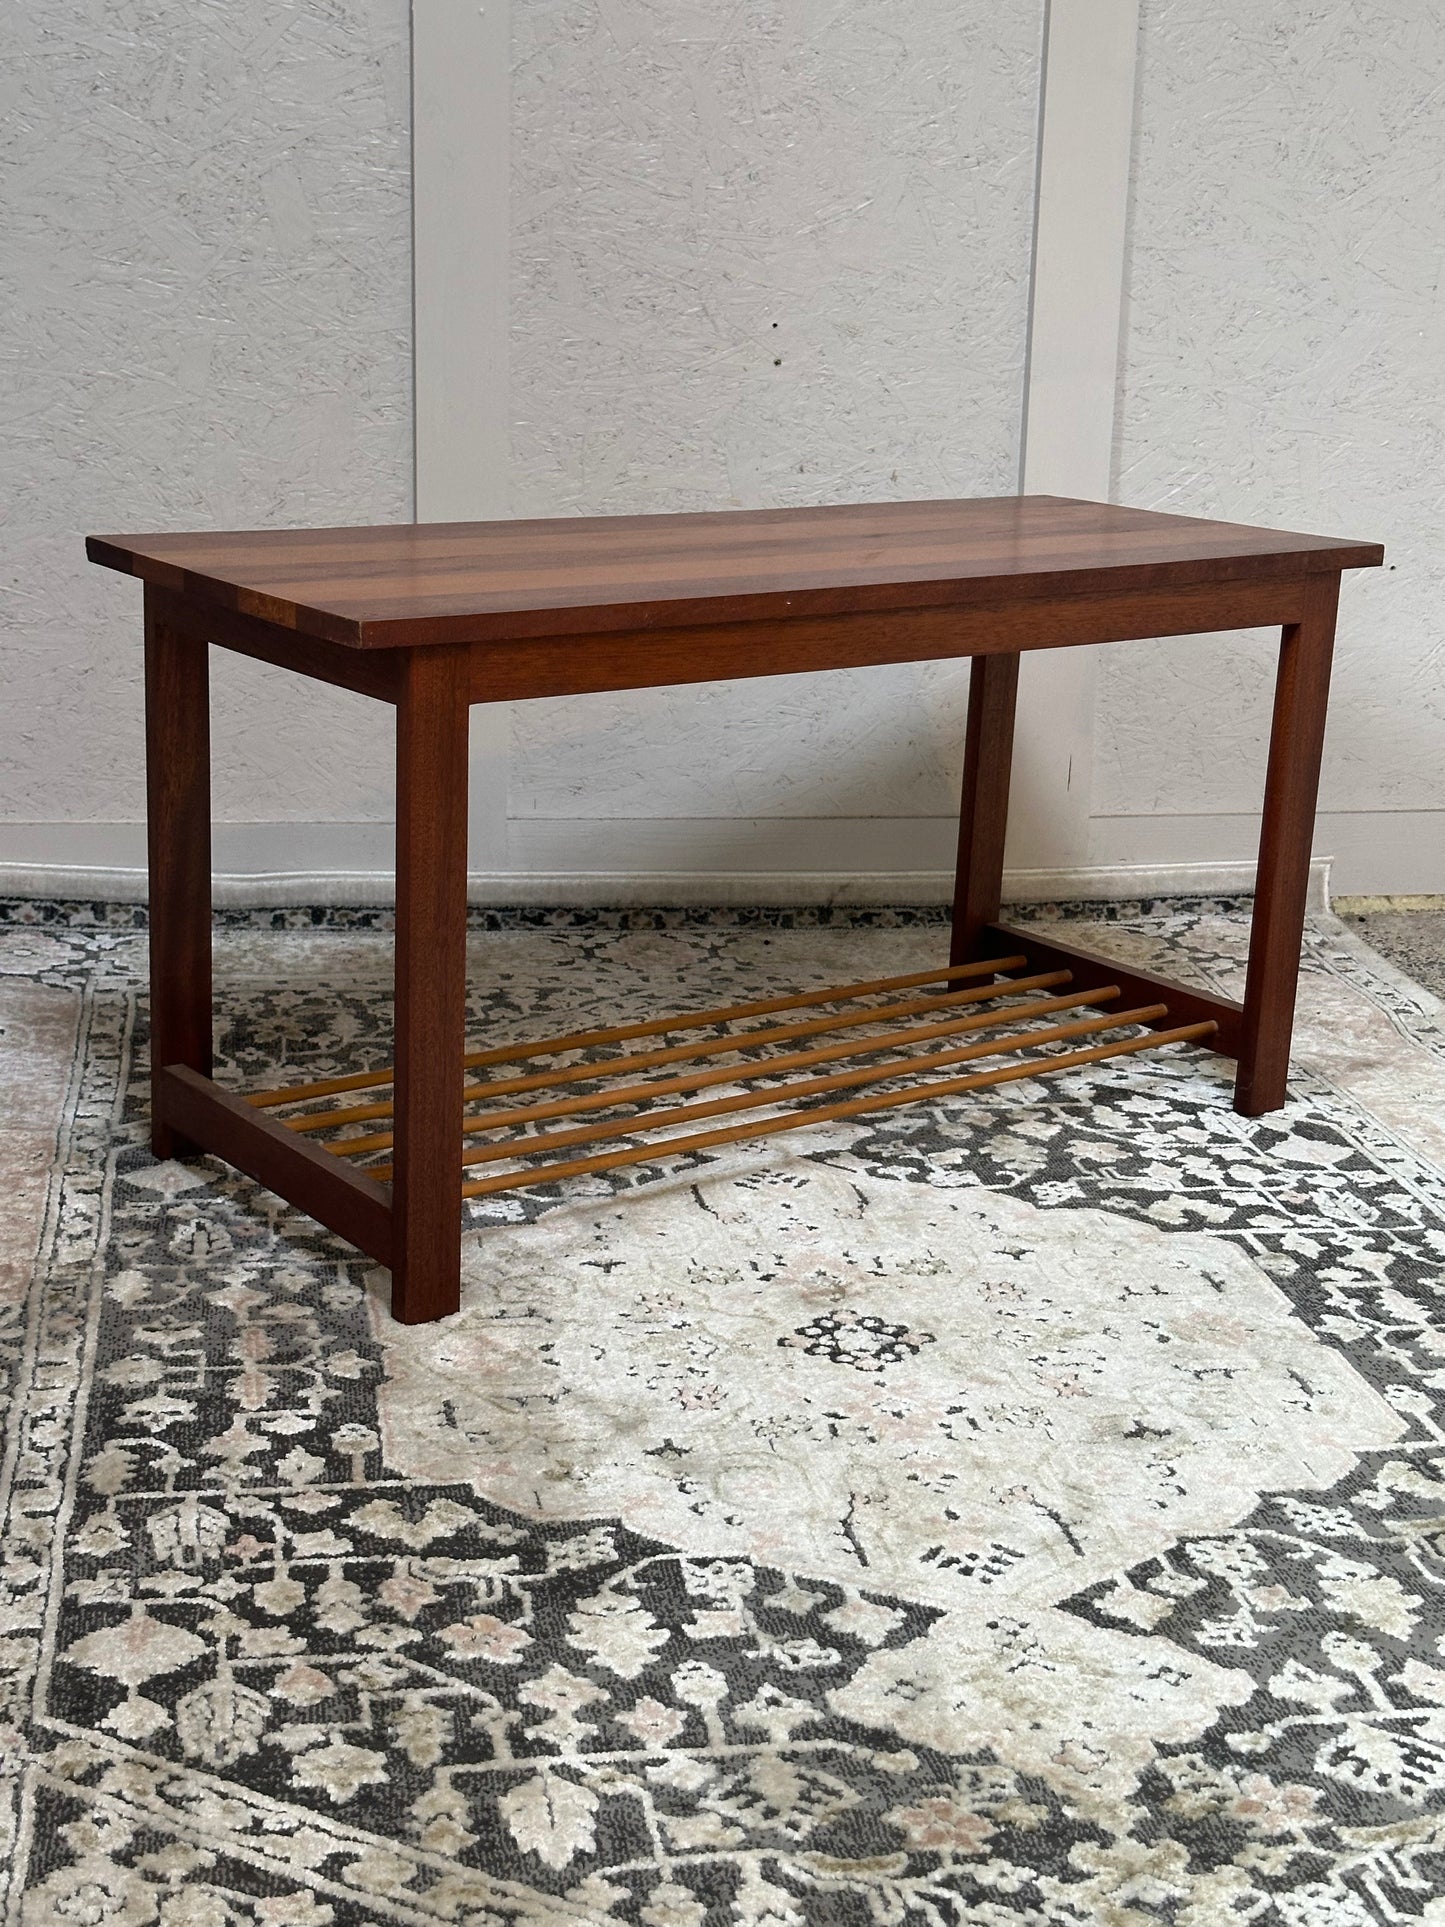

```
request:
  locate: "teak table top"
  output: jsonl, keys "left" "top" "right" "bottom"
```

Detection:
{"left": 87, "top": 495, "right": 1383, "bottom": 652}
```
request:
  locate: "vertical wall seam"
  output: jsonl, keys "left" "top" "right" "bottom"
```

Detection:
{"left": 1018, "top": 0, "right": 1053, "bottom": 495}
{"left": 1011, "top": 0, "right": 1141, "bottom": 873}
{"left": 411, "top": 0, "right": 513, "bottom": 872}
{"left": 408, "top": 1, "right": 419, "bottom": 525}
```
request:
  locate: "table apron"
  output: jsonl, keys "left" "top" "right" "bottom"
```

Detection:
{"left": 461, "top": 575, "right": 1312, "bottom": 702}
{"left": 154, "top": 589, "right": 400, "bottom": 702}
{"left": 155, "top": 574, "right": 1310, "bottom": 706}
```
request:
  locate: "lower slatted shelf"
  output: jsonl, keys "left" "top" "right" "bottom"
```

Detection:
{"left": 244, "top": 955, "right": 1217, "bottom": 1204}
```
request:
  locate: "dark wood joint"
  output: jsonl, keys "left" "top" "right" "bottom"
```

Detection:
{"left": 973, "top": 922, "right": 1245, "bottom": 1058}
{"left": 156, "top": 1067, "right": 394, "bottom": 1265}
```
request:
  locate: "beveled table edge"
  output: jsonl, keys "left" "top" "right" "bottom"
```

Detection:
{"left": 87, "top": 535, "right": 1385, "bottom": 654}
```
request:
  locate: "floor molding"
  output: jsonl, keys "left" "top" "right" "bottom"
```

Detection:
{"left": 0, "top": 858, "right": 1330, "bottom": 912}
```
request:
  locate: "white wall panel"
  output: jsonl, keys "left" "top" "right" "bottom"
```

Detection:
{"left": 6, "top": 0, "right": 1438, "bottom": 902}
{"left": 0, "top": 2, "right": 411, "bottom": 838}
{"left": 1009, "top": 0, "right": 1138, "bottom": 871}
{"left": 508, "top": 0, "right": 1043, "bottom": 824}
{"left": 1098, "top": 0, "right": 1445, "bottom": 884}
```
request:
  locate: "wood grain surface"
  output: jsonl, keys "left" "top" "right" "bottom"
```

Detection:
{"left": 88, "top": 496, "right": 1383, "bottom": 651}
{"left": 951, "top": 651, "right": 1021, "bottom": 961}
{"left": 144, "top": 592, "right": 212, "bottom": 1159}
{"left": 1235, "top": 572, "right": 1342, "bottom": 1114}
{"left": 157, "top": 1067, "right": 394, "bottom": 1266}
{"left": 390, "top": 645, "right": 471, "bottom": 1322}
{"left": 104, "top": 494, "right": 1381, "bottom": 1317}
{"left": 975, "top": 922, "right": 1246, "bottom": 1057}
{"left": 456, "top": 1021, "right": 1220, "bottom": 1201}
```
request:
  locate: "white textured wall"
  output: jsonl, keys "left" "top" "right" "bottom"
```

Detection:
{"left": 1094, "top": 0, "right": 1445, "bottom": 887}
{"left": 1, "top": 0, "right": 411, "bottom": 867}
{"left": 7, "top": 0, "right": 1441, "bottom": 899}
{"left": 508, "top": 0, "right": 1042, "bottom": 835}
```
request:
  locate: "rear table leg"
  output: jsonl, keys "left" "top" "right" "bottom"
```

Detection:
{"left": 950, "top": 652, "right": 1020, "bottom": 967}
{"left": 1235, "top": 575, "right": 1340, "bottom": 1116}
{"left": 391, "top": 647, "right": 471, "bottom": 1322}
{"left": 144, "top": 588, "right": 213, "bottom": 1159}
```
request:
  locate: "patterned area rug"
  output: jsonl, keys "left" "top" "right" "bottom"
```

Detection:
{"left": 3, "top": 901, "right": 1445, "bottom": 1926}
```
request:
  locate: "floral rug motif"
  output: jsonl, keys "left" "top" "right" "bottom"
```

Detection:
{"left": 2, "top": 902, "right": 1445, "bottom": 1925}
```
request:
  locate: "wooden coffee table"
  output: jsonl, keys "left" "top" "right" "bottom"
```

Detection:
{"left": 88, "top": 496, "right": 1382, "bottom": 1323}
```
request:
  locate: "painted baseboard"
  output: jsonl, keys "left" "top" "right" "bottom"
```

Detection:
{"left": 0, "top": 856, "right": 1330, "bottom": 912}
{"left": 13, "top": 806, "right": 1435, "bottom": 903}
{"left": 1091, "top": 810, "right": 1445, "bottom": 897}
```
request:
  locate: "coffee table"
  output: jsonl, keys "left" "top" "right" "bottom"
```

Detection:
{"left": 87, "top": 496, "right": 1383, "bottom": 1322}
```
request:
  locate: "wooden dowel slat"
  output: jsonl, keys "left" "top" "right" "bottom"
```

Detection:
{"left": 434, "top": 1002, "right": 1165, "bottom": 1178}
{"left": 457, "top": 1019, "right": 1218, "bottom": 1200}
{"left": 288, "top": 963, "right": 1058, "bottom": 1136}
{"left": 248, "top": 954, "right": 1026, "bottom": 1110}
{"left": 328, "top": 985, "right": 1122, "bottom": 1161}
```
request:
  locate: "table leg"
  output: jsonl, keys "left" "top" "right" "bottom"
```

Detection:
{"left": 950, "top": 652, "right": 1021, "bottom": 966}
{"left": 144, "top": 588, "right": 212, "bottom": 1159}
{"left": 1235, "top": 574, "right": 1341, "bottom": 1116}
{"left": 391, "top": 647, "right": 471, "bottom": 1322}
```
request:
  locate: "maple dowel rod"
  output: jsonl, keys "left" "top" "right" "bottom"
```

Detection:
{"left": 287, "top": 961, "right": 1051, "bottom": 1135}
{"left": 249, "top": 954, "right": 1024, "bottom": 1110}
{"left": 439, "top": 1002, "right": 1162, "bottom": 1178}
{"left": 436, "top": 1002, "right": 1164, "bottom": 1177}
{"left": 457, "top": 1019, "right": 1217, "bottom": 1199}
{"left": 329, "top": 985, "right": 1123, "bottom": 1161}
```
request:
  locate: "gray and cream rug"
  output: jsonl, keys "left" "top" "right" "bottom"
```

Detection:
{"left": 2, "top": 900, "right": 1445, "bottom": 1925}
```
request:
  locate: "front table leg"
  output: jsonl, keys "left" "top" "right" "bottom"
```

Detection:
{"left": 1235, "top": 574, "right": 1341, "bottom": 1116}
{"left": 392, "top": 647, "right": 471, "bottom": 1321}
{"left": 949, "top": 652, "right": 1021, "bottom": 966}
{"left": 144, "top": 588, "right": 213, "bottom": 1159}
